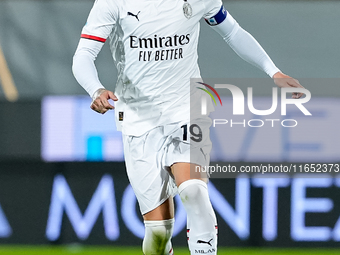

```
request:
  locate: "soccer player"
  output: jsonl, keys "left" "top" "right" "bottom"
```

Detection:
{"left": 72, "top": 0, "right": 304, "bottom": 254}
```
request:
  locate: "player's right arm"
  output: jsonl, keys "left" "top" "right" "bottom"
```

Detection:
{"left": 72, "top": 0, "right": 118, "bottom": 114}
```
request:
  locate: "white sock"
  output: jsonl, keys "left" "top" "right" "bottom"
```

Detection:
{"left": 178, "top": 179, "right": 218, "bottom": 255}
{"left": 143, "top": 219, "right": 174, "bottom": 255}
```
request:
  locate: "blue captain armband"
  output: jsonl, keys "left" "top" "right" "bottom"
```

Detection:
{"left": 205, "top": 5, "right": 227, "bottom": 26}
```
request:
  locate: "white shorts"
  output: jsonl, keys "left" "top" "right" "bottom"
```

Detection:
{"left": 122, "top": 117, "right": 212, "bottom": 215}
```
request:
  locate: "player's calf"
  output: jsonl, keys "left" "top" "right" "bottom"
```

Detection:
{"left": 179, "top": 179, "right": 218, "bottom": 255}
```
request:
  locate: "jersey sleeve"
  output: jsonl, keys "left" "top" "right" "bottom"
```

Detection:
{"left": 81, "top": 0, "right": 119, "bottom": 43}
{"left": 73, "top": 0, "right": 119, "bottom": 98}
{"left": 202, "top": 0, "right": 223, "bottom": 20}
{"left": 208, "top": 11, "right": 281, "bottom": 77}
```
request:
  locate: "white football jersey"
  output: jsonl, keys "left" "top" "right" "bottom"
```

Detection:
{"left": 81, "top": 0, "right": 222, "bottom": 135}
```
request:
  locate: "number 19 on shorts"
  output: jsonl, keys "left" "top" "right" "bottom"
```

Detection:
{"left": 181, "top": 124, "right": 202, "bottom": 142}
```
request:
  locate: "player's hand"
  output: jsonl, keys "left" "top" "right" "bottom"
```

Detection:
{"left": 90, "top": 88, "right": 118, "bottom": 114}
{"left": 273, "top": 72, "right": 304, "bottom": 99}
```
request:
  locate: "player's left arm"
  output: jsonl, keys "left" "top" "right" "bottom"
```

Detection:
{"left": 205, "top": 5, "right": 304, "bottom": 98}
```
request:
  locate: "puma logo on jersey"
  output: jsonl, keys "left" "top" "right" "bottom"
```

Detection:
{"left": 127, "top": 11, "right": 141, "bottom": 21}
{"left": 197, "top": 238, "right": 213, "bottom": 246}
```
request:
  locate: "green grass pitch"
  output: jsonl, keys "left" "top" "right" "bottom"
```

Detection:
{"left": 0, "top": 246, "right": 339, "bottom": 255}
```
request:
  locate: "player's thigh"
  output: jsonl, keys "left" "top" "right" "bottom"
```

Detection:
{"left": 171, "top": 162, "right": 208, "bottom": 187}
{"left": 143, "top": 196, "right": 174, "bottom": 221}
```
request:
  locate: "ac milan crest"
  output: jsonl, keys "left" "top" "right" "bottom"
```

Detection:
{"left": 183, "top": 0, "right": 192, "bottom": 19}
